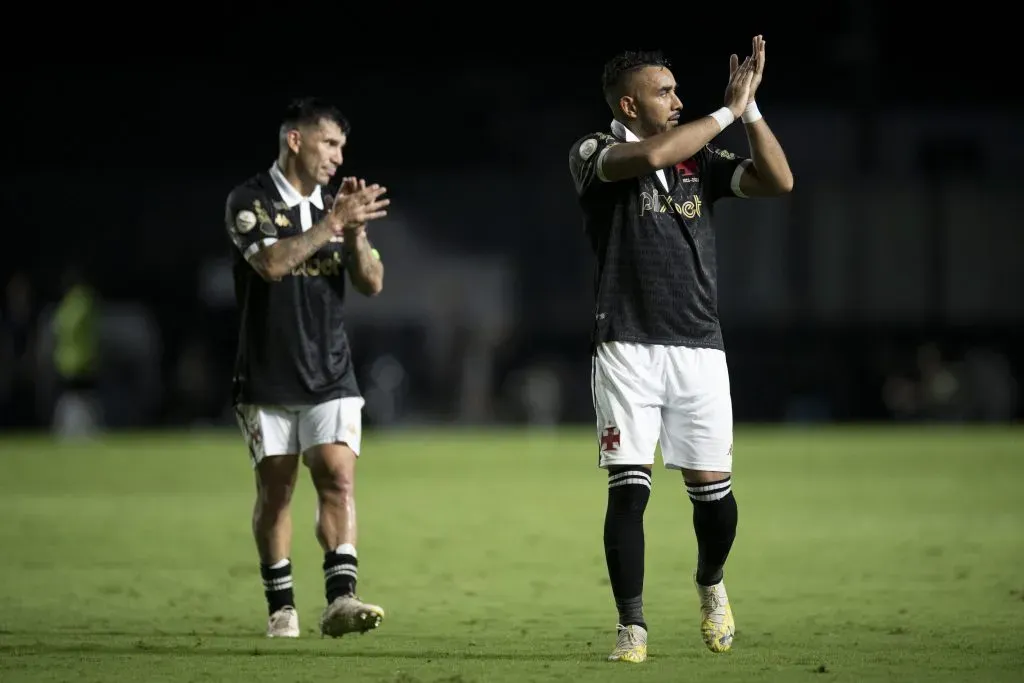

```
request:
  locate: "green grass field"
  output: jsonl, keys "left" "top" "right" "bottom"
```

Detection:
{"left": 0, "top": 425, "right": 1022, "bottom": 682}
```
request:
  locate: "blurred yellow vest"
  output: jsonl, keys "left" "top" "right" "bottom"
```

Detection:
{"left": 52, "top": 284, "right": 97, "bottom": 379}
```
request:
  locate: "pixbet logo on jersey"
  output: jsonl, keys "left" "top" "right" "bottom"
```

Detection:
{"left": 640, "top": 189, "right": 702, "bottom": 219}
{"left": 291, "top": 251, "right": 344, "bottom": 278}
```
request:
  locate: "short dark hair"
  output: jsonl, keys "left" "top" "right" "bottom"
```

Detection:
{"left": 601, "top": 50, "right": 671, "bottom": 103}
{"left": 280, "top": 97, "right": 350, "bottom": 136}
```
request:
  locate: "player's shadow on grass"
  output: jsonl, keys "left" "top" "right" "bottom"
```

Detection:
{"left": 0, "top": 640, "right": 590, "bottom": 662}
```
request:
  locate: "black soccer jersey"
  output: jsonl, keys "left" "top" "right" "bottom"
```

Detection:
{"left": 568, "top": 123, "right": 750, "bottom": 351}
{"left": 224, "top": 168, "right": 360, "bottom": 406}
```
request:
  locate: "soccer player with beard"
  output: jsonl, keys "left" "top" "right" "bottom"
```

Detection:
{"left": 568, "top": 37, "right": 794, "bottom": 662}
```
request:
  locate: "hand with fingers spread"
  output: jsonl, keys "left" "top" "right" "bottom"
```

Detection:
{"left": 724, "top": 52, "right": 756, "bottom": 119}
{"left": 326, "top": 179, "right": 389, "bottom": 233}
{"left": 746, "top": 35, "right": 766, "bottom": 105}
{"left": 330, "top": 176, "right": 371, "bottom": 233}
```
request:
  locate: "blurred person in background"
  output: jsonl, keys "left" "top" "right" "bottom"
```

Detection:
{"left": 50, "top": 266, "right": 101, "bottom": 437}
{"left": 224, "top": 97, "right": 390, "bottom": 640}
{"left": 0, "top": 273, "right": 40, "bottom": 429}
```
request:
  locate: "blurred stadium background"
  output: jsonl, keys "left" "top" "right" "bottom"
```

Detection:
{"left": 2, "top": 9, "right": 1022, "bottom": 682}
{"left": 3, "top": 33, "right": 1022, "bottom": 433}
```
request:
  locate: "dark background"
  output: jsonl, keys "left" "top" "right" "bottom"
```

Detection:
{"left": 2, "top": 5, "right": 1020, "bottom": 432}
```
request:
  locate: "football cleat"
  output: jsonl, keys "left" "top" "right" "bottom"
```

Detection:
{"left": 319, "top": 595, "right": 385, "bottom": 637}
{"left": 607, "top": 623, "right": 648, "bottom": 663}
{"left": 266, "top": 606, "right": 300, "bottom": 638}
{"left": 695, "top": 578, "right": 735, "bottom": 652}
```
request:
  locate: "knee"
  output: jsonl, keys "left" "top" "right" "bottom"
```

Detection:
{"left": 255, "top": 462, "right": 298, "bottom": 513}
{"left": 312, "top": 459, "right": 355, "bottom": 502}
{"left": 256, "top": 478, "right": 295, "bottom": 516}
{"left": 681, "top": 469, "right": 731, "bottom": 486}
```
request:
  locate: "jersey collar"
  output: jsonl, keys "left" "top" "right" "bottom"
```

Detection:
{"left": 610, "top": 119, "right": 640, "bottom": 143}
{"left": 269, "top": 162, "right": 324, "bottom": 210}
{"left": 610, "top": 120, "right": 669, "bottom": 192}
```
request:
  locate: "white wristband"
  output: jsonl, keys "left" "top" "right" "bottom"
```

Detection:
{"left": 709, "top": 107, "right": 735, "bottom": 131}
{"left": 741, "top": 101, "right": 762, "bottom": 123}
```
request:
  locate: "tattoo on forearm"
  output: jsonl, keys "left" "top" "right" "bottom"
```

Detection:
{"left": 266, "top": 225, "right": 329, "bottom": 274}
{"left": 348, "top": 232, "right": 383, "bottom": 283}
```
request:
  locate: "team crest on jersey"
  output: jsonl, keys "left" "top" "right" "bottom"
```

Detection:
{"left": 675, "top": 159, "right": 698, "bottom": 176}
{"left": 234, "top": 209, "right": 257, "bottom": 234}
{"left": 274, "top": 213, "right": 291, "bottom": 228}
{"left": 579, "top": 138, "right": 598, "bottom": 160}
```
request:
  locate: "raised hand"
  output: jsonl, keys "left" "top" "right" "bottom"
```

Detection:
{"left": 328, "top": 181, "right": 389, "bottom": 232}
{"left": 747, "top": 35, "right": 765, "bottom": 104}
{"left": 724, "top": 53, "right": 755, "bottom": 118}
{"left": 338, "top": 176, "right": 361, "bottom": 197}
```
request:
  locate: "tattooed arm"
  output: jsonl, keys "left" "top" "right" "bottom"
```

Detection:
{"left": 225, "top": 187, "right": 338, "bottom": 282}
{"left": 343, "top": 226, "right": 384, "bottom": 296}
{"left": 250, "top": 221, "right": 336, "bottom": 282}
{"left": 225, "top": 182, "right": 389, "bottom": 283}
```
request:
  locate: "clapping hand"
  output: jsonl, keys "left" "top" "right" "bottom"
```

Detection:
{"left": 327, "top": 178, "right": 389, "bottom": 233}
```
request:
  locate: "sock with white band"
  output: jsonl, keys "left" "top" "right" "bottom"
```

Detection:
{"left": 604, "top": 466, "right": 652, "bottom": 629}
{"left": 260, "top": 558, "right": 295, "bottom": 614}
{"left": 688, "top": 477, "right": 738, "bottom": 586}
{"left": 324, "top": 544, "right": 359, "bottom": 602}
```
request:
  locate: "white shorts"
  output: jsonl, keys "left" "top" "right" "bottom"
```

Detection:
{"left": 234, "top": 397, "right": 365, "bottom": 467}
{"left": 591, "top": 341, "right": 733, "bottom": 472}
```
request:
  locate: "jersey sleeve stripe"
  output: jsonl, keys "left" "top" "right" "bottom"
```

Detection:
{"left": 595, "top": 146, "right": 613, "bottom": 182}
{"left": 244, "top": 238, "right": 278, "bottom": 261}
{"left": 730, "top": 159, "right": 753, "bottom": 198}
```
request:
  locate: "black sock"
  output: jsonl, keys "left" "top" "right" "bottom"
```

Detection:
{"left": 259, "top": 559, "right": 295, "bottom": 614}
{"left": 687, "top": 476, "right": 738, "bottom": 586}
{"left": 604, "top": 466, "right": 651, "bottom": 629}
{"left": 323, "top": 549, "right": 358, "bottom": 603}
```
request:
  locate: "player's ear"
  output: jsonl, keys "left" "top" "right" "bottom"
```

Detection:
{"left": 286, "top": 129, "right": 302, "bottom": 154}
{"left": 619, "top": 95, "right": 637, "bottom": 120}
